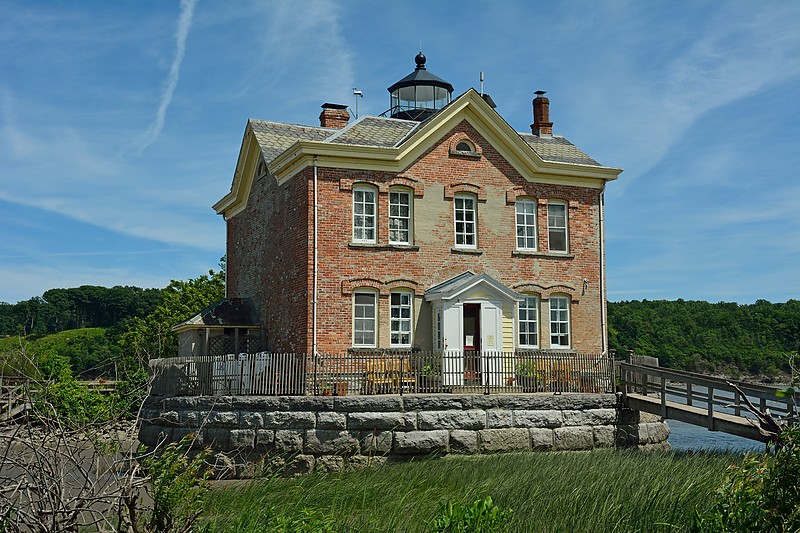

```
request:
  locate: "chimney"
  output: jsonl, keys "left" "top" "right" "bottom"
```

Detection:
{"left": 319, "top": 103, "right": 350, "bottom": 129}
{"left": 530, "top": 90, "right": 553, "bottom": 136}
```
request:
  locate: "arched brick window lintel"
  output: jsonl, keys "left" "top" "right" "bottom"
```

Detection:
{"left": 384, "top": 279, "right": 420, "bottom": 296}
{"left": 506, "top": 187, "right": 538, "bottom": 204}
{"left": 388, "top": 176, "right": 424, "bottom": 197}
{"left": 341, "top": 278, "right": 382, "bottom": 295}
{"left": 339, "top": 178, "right": 386, "bottom": 193}
{"left": 444, "top": 182, "right": 487, "bottom": 201}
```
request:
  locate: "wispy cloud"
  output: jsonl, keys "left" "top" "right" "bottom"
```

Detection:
{"left": 128, "top": 0, "right": 197, "bottom": 154}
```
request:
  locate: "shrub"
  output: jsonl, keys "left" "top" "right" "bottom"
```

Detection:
{"left": 429, "top": 496, "right": 512, "bottom": 533}
{"left": 141, "top": 436, "right": 212, "bottom": 532}
{"left": 693, "top": 426, "right": 800, "bottom": 532}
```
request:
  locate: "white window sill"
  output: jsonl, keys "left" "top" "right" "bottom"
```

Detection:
{"left": 512, "top": 250, "right": 574, "bottom": 259}
{"left": 349, "top": 243, "right": 420, "bottom": 251}
{"left": 451, "top": 247, "right": 484, "bottom": 255}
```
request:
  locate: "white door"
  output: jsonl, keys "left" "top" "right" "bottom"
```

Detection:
{"left": 441, "top": 303, "right": 463, "bottom": 386}
{"left": 480, "top": 301, "right": 504, "bottom": 386}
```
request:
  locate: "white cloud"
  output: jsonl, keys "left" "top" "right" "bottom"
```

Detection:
{"left": 127, "top": 0, "right": 197, "bottom": 154}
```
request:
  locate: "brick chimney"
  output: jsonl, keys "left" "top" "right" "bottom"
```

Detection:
{"left": 319, "top": 103, "right": 350, "bottom": 129}
{"left": 530, "top": 90, "right": 553, "bottom": 136}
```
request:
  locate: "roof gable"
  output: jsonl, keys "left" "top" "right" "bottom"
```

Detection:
{"left": 215, "top": 90, "right": 622, "bottom": 218}
{"left": 425, "top": 271, "right": 523, "bottom": 303}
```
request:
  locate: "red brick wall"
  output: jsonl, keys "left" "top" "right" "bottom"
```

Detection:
{"left": 227, "top": 120, "right": 607, "bottom": 354}
{"left": 227, "top": 170, "right": 310, "bottom": 353}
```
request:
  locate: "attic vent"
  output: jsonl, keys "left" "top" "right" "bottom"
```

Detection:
{"left": 456, "top": 141, "right": 473, "bottom": 152}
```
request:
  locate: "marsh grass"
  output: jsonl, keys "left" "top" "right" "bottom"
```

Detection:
{"left": 200, "top": 449, "right": 739, "bottom": 532}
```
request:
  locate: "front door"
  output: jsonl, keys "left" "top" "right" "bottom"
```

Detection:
{"left": 463, "top": 303, "right": 481, "bottom": 384}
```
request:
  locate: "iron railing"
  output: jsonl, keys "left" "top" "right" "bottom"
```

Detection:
{"left": 149, "top": 351, "right": 614, "bottom": 397}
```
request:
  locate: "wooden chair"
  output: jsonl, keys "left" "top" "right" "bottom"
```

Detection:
{"left": 365, "top": 358, "right": 415, "bottom": 394}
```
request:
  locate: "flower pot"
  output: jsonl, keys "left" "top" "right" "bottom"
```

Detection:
{"left": 334, "top": 382, "right": 348, "bottom": 396}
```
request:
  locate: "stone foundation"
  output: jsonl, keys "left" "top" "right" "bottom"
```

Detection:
{"left": 139, "top": 393, "right": 669, "bottom": 477}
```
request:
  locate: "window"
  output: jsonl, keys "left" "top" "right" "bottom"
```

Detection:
{"left": 353, "top": 290, "right": 377, "bottom": 347}
{"left": 456, "top": 141, "right": 473, "bottom": 152}
{"left": 353, "top": 185, "right": 377, "bottom": 243}
{"left": 518, "top": 295, "right": 539, "bottom": 348}
{"left": 515, "top": 199, "right": 537, "bottom": 250}
{"left": 390, "top": 290, "right": 413, "bottom": 347}
{"left": 389, "top": 189, "right": 411, "bottom": 244}
{"left": 547, "top": 201, "right": 568, "bottom": 253}
{"left": 454, "top": 194, "right": 476, "bottom": 248}
{"left": 549, "top": 296, "right": 570, "bottom": 349}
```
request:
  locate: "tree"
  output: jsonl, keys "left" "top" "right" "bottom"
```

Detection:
{"left": 120, "top": 269, "right": 225, "bottom": 361}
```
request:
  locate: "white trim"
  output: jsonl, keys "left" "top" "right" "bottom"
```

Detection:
{"left": 353, "top": 289, "right": 377, "bottom": 348}
{"left": 549, "top": 295, "right": 570, "bottom": 349}
{"left": 389, "top": 289, "right": 413, "bottom": 347}
{"left": 515, "top": 199, "right": 537, "bottom": 251}
{"left": 352, "top": 184, "right": 377, "bottom": 244}
{"left": 388, "top": 188, "right": 412, "bottom": 245}
{"left": 517, "top": 294, "right": 539, "bottom": 349}
{"left": 547, "top": 200, "right": 568, "bottom": 254}
{"left": 453, "top": 193, "right": 477, "bottom": 249}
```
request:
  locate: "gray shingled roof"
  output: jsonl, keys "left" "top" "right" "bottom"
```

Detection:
{"left": 250, "top": 116, "right": 602, "bottom": 168}
{"left": 519, "top": 133, "right": 601, "bottom": 167}
{"left": 327, "top": 116, "right": 419, "bottom": 147}
{"left": 250, "top": 120, "right": 332, "bottom": 163}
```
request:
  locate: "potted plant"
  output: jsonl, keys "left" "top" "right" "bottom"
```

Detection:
{"left": 417, "top": 361, "right": 442, "bottom": 393}
{"left": 515, "top": 360, "right": 541, "bottom": 392}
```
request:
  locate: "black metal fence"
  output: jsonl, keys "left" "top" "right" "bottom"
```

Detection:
{"left": 149, "top": 351, "right": 614, "bottom": 397}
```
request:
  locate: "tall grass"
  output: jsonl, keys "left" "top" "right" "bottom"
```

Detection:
{"left": 200, "top": 449, "right": 739, "bottom": 532}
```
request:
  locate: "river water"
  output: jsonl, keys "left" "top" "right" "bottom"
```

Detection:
{"left": 667, "top": 419, "right": 764, "bottom": 453}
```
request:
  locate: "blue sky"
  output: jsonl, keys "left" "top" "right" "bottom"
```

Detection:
{"left": 1, "top": 0, "right": 798, "bottom": 305}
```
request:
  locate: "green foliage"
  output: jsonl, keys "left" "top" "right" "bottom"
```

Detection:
{"left": 429, "top": 496, "right": 512, "bottom": 533}
{"left": 608, "top": 299, "right": 800, "bottom": 376}
{"left": 693, "top": 426, "right": 800, "bottom": 532}
{"left": 120, "top": 269, "right": 225, "bottom": 361}
{"left": 35, "top": 348, "right": 72, "bottom": 381}
{"left": 141, "top": 437, "right": 212, "bottom": 533}
{"left": 202, "top": 450, "right": 735, "bottom": 532}
{"left": 0, "top": 285, "right": 162, "bottom": 336}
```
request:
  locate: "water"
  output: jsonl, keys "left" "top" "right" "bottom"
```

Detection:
{"left": 663, "top": 386, "right": 787, "bottom": 453}
{"left": 667, "top": 419, "right": 764, "bottom": 453}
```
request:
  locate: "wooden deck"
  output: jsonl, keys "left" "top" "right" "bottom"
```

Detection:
{"left": 619, "top": 361, "right": 798, "bottom": 442}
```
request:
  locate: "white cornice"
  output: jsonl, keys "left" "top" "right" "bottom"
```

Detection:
{"left": 215, "top": 91, "right": 622, "bottom": 217}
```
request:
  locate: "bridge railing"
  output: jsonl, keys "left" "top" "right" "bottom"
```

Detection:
{"left": 618, "top": 361, "right": 799, "bottom": 426}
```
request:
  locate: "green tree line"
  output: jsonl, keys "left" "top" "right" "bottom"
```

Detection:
{"left": 608, "top": 299, "right": 800, "bottom": 377}
{"left": 0, "top": 285, "right": 163, "bottom": 336}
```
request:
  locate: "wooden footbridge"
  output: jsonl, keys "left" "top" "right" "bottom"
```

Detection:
{"left": 618, "top": 360, "right": 798, "bottom": 443}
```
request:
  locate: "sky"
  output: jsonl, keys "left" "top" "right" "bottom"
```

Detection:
{"left": 1, "top": 0, "right": 799, "bottom": 305}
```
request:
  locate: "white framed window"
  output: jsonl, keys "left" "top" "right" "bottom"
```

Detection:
{"left": 454, "top": 194, "right": 476, "bottom": 248}
{"left": 353, "top": 185, "right": 377, "bottom": 243}
{"left": 518, "top": 295, "right": 539, "bottom": 348}
{"left": 389, "top": 189, "right": 412, "bottom": 245}
{"left": 390, "top": 290, "right": 413, "bottom": 347}
{"left": 353, "top": 290, "right": 377, "bottom": 347}
{"left": 549, "top": 296, "right": 570, "bottom": 349}
{"left": 547, "top": 201, "right": 568, "bottom": 253}
{"left": 515, "top": 199, "right": 537, "bottom": 250}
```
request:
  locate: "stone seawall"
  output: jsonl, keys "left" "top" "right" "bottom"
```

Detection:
{"left": 140, "top": 394, "right": 669, "bottom": 477}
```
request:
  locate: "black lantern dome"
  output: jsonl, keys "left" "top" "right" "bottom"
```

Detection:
{"left": 387, "top": 52, "right": 453, "bottom": 121}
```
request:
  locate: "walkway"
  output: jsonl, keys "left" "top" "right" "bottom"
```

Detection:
{"left": 618, "top": 361, "right": 798, "bottom": 443}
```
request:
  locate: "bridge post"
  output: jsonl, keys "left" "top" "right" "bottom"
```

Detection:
{"left": 660, "top": 376, "right": 667, "bottom": 418}
{"left": 686, "top": 383, "right": 692, "bottom": 407}
{"left": 707, "top": 386, "right": 714, "bottom": 430}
